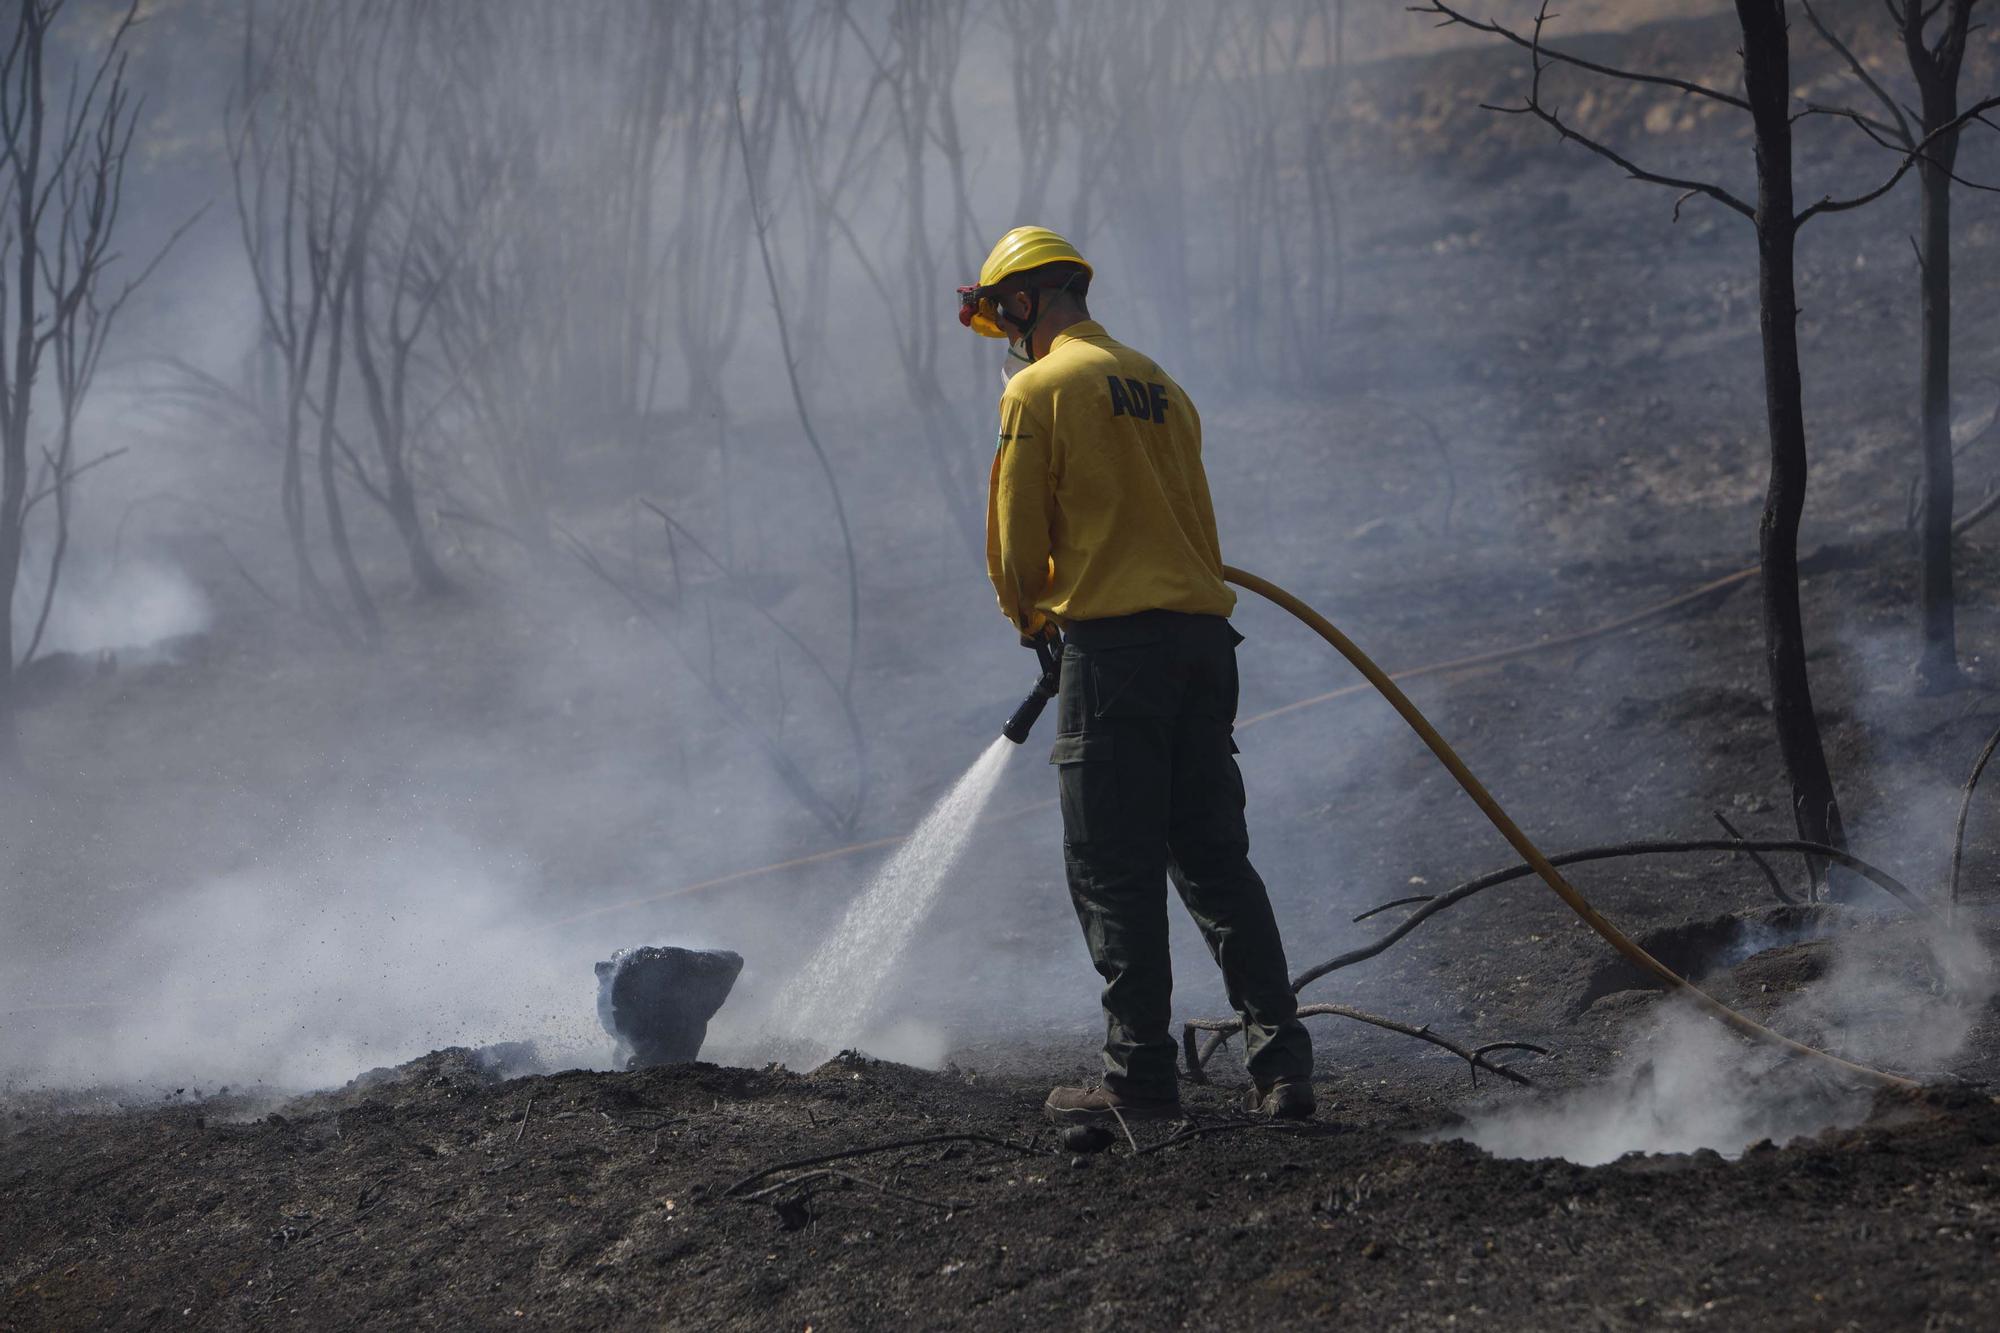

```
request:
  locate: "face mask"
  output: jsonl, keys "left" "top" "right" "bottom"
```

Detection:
{"left": 1000, "top": 341, "right": 1031, "bottom": 385}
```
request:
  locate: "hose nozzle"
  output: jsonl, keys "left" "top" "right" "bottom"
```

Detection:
{"left": 1001, "top": 634, "right": 1063, "bottom": 744}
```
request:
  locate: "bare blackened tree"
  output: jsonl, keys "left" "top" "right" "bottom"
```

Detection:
{"left": 231, "top": 0, "right": 472, "bottom": 626}
{"left": 564, "top": 503, "right": 872, "bottom": 839}
{"left": 1802, "top": 0, "right": 1992, "bottom": 691}
{"left": 1062, "top": 0, "right": 1225, "bottom": 349}
{"left": 759, "top": 2, "right": 881, "bottom": 401}
{"left": 734, "top": 60, "right": 862, "bottom": 702}
{"left": 417, "top": 2, "right": 570, "bottom": 547}
{"left": 1418, "top": 1, "right": 1999, "bottom": 875}
{"left": 334, "top": 2, "right": 454, "bottom": 597}
{"left": 827, "top": 0, "right": 989, "bottom": 548}
{"left": 661, "top": 0, "right": 760, "bottom": 543}
{"left": 0, "top": 0, "right": 176, "bottom": 755}
{"left": 1212, "top": 0, "right": 1349, "bottom": 385}
{"left": 997, "top": 0, "right": 1097, "bottom": 226}
{"left": 228, "top": 0, "right": 364, "bottom": 639}
{"left": 1297, "top": 0, "right": 1350, "bottom": 370}
{"left": 419, "top": 4, "right": 762, "bottom": 551}
{"left": 306, "top": 168, "right": 379, "bottom": 639}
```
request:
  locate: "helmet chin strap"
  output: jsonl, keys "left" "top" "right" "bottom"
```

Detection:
{"left": 998, "top": 271, "right": 1083, "bottom": 364}
{"left": 1000, "top": 289, "right": 1044, "bottom": 362}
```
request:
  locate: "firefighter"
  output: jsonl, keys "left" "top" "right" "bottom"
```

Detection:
{"left": 958, "top": 226, "right": 1316, "bottom": 1123}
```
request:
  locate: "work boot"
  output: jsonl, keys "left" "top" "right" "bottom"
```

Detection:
{"left": 1043, "top": 1084, "right": 1183, "bottom": 1126}
{"left": 1244, "top": 1077, "right": 1316, "bottom": 1121}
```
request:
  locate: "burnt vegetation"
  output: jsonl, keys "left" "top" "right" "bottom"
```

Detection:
{"left": 5, "top": 1, "right": 2000, "bottom": 1327}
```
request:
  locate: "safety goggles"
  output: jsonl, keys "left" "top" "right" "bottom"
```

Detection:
{"left": 956, "top": 283, "right": 1007, "bottom": 339}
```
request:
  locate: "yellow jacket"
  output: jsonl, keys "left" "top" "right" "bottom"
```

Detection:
{"left": 985, "top": 321, "right": 1235, "bottom": 634}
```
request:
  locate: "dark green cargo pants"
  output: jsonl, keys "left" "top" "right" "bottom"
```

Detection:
{"left": 1050, "top": 610, "right": 1313, "bottom": 1098}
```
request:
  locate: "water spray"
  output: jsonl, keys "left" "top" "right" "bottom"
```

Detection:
{"left": 593, "top": 569, "right": 1915, "bottom": 1092}
{"left": 764, "top": 738, "right": 1016, "bottom": 1059}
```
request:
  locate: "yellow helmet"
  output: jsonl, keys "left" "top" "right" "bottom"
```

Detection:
{"left": 956, "top": 226, "right": 1092, "bottom": 339}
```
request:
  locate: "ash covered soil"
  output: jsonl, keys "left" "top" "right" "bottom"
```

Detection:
{"left": 12, "top": 4, "right": 2000, "bottom": 1329}
{"left": 6, "top": 1039, "right": 2000, "bottom": 1331}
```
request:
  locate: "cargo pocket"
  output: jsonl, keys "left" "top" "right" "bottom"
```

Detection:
{"left": 1050, "top": 732, "right": 1114, "bottom": 846}
{"left": 1088, "top": 644, "right": 1173, "bottom": 719}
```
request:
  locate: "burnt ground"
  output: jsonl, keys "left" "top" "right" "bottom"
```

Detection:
{"left": 3, "top": 1042, "right": 2000, "bottom": 1331}
{"left": 11, "top": 3, "right": 2000, "bottom": 1329}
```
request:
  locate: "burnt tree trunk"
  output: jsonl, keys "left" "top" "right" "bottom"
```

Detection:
{"left": 1907, "top": 2, "right": 1974, "bottom": 692}
{"left": 1737, "top": 0, "right": 1847, "bottom": 859}
{"left": 0, "top": 229, "right": 25, "bottom": 762}
{"left": 0, "top": 4, "right": 43, "bottom": 765}
{"left": 0, "top": 467, "right": 21, "bottom": 763}
{"left": 386, "top": 466, "right": 450, "bottom": 596}
{"left": 348, "top": 244, "right": 453, "bottom": 599}
{"left": 1913, "top": 143, "right": 1959, "bottom": 689}
{"left": 317, "top": 256, "right": 380, "bottom": 643}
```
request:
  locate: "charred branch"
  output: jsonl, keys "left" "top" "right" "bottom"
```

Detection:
{"left": 736, "top": 1168, "right": 975, "bottom": 1214}
{"left": 642, "top": 497, "right": 871, "bottom": 828}
{"left": 1711, "top": 809, "right": 1801, "bottom": 906}
{"left": 1188, "top": 836, "right": 1928, "bottom": 1077}
{"left": 1412, "top": 2, "right": 1749, "bottom": 109}
{"left": 1799, "top": 0, "right": 1915, "bottom": 144}
{"left": 731, "top": 74, "right": 862, "bottom": 705}
{"left": 1328, "top": 838, "right": 1930, "bottom": 990}
{"left": 1183, "top": 1003, "right": 1546, "bottom": 1085}
{"left": 562, "top": 529, "right": 862, "bottom": 838}
{"left": 1949, "top": 719, "right": 2000, "bottom": 911}
{"left": 0, "top": 0, "right": 174, "bottom": 749}
{"left": 1133, "top": 1119, "right": 1327, "bottom": 1155}
{"left": 1414, "top": 3, "right": 1754, "bottom": 220}
{"left": 1794, "top": 93, "right": 2000, "bottom": 224}
{"left": 723, "top": 1132, "right": 1042, "bottom": 1198}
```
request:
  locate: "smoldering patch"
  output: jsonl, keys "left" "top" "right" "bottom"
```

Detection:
{"left": 1449, "top": 910, "right": 1999, "bottom": 1165}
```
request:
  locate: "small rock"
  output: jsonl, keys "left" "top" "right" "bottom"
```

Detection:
{"left": 773, "top": 1197, "right": 811, "bottom": 1231}
{"left": 1060, "top": 1125, "right": 1114, "bottom": 1154}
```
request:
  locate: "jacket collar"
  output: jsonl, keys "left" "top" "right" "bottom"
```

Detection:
{"left": 1047, "top": 320, "right": 1107, "bottom": 355}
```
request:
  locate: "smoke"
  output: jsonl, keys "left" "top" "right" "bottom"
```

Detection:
{"left": 755, "top": 738, "right": 1015, "bottom": 1067}
{"left": 1453, "top": 1001, "right": 1868, "bottom": 1166}
{"left": 1454, "top": 914, "right": 1996, "bottom": 1164}
{"left": 1786, "top": 916, "right": 1998, "bottom": 1075}
{"left": 1, "top": 0, "right": 1989, "bottom": 1122}
{"left": 11, "top": 554, "right": 209, "bottom": 660}
{"left": 1, "top": 818, "right": 613, "bottom": 1094}
{"left": 0, "top": 0, "right": 1431, "bottom": 1108}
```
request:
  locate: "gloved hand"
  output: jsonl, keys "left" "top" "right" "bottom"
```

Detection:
{"left": 1000, "top": 620, "right": 1064, "bottom": 745}
{"left": 1022, "top": 621, "right": 1063, "bottom": 680}
{"left": 1019, "top": 616, "right": 1061, "bottom": 651}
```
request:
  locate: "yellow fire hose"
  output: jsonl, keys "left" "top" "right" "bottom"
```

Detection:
{"left": 1224, "top": 565, "right": 1917, "bottom": 1093}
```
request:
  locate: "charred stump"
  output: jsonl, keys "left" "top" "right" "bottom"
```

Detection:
{"left": 595, "top": 946, "right": 744, "bottom": 1069}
